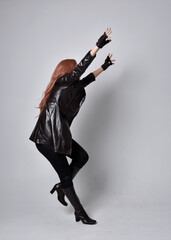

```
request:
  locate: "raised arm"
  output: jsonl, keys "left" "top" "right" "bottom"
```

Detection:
{"left": 55, "top": 49, "right": 96, "bottom": 86}
{"left": 68, "top": 49, "right": 96, "bottom": 81}
{"left": 90, "top": 46, "right": 99, "bottom": 57}
{"left": 93, "top": 53, "right": 115, "bottom": 77}
{"left": 93, "top": 67, "right": 103, "bottom": 78}
{"left": 56, "top": 27, "right": 113, "bottom": 85}
{"left": 80, "top": 53, "right": 115, "bottom": 88}
{"left": 68, "top": 28, "right": 112, "bottom": 82}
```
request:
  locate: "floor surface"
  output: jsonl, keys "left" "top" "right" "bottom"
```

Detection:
{"left": 1, "top": 198, "right": 171, "bottom": 240}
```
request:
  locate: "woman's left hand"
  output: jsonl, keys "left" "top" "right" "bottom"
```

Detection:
{"left": 96, "top": 27, "right": 112, "bottom": 49}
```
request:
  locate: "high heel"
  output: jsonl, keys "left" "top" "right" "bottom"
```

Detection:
{"left": 75, "top": 214, "right": 81, "bottom": 222}
{"left": 62, "top": 185, "right": 97, "bottom": 225}
{"left": 50, "top": 183, "right": 68, "bottom": 206}
{"left": 50, "top": 185, "right": 56, "bottom": 194}
{"left": 74, "top": 209, "right": 97, "bottom": 224}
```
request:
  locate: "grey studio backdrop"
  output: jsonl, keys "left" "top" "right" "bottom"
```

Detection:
{"left": 1, "top": 0, "right": 171, "bottom": 239}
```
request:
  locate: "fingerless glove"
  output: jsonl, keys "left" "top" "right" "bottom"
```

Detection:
{"left": 101, "top": 56, "right": 113, "bottom": 71}
{"left": 96, "top": 32, "right": 111, "bottom": 48}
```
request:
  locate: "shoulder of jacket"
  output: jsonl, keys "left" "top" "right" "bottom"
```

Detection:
{"left": 55, "top": 73, "right": 69, "bottom": 86}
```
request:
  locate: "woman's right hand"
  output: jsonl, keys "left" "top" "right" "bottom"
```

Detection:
{"left": 101, "top": 53, "right": 115, "bottom": 71}
{"left": 96, "top": 27, "right": 112, "bottom": 49}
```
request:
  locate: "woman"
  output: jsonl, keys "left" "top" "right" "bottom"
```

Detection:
{"left": 29, "top": 27, "right": 115, "bottom": 225}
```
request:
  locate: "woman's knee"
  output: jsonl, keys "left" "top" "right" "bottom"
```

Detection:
{"left": 77, "top": 151, "right": 89, "bottom": 168}
{"left": 83, "top": 151, "right": 89, "bottom": 164}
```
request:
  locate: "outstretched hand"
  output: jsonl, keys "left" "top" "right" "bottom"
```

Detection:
{"left": 96, "top": 27, "right": 112, "bottom": 49}
{"left": 105, "top": 27, "right": 112, "bottom": 40}
{"left": 101, "top": 53, "right": 116, "bottom": 71}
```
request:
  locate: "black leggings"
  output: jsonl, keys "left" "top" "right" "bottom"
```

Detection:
{"left": 35, "top": 139, "right": 89, "bottom": 188}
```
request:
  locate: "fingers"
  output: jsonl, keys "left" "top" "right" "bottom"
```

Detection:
{"left": 105, "top": 27, "right": 112, "bottom": 36}
{"left": 107, "top": 53, "right": 116, "bottom": 64}
{"left": 104, "top": 29, "right": 115, "bottom": 65}
{"left": 105, "top": 27, "right": 112, "bottom": 43}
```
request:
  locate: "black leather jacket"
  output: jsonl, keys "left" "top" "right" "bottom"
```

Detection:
{"left": 29, "top": 50, "right": 96, "bottom": 155}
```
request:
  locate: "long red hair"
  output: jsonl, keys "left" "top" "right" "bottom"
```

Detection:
{"left": 36, "top": 59, "right": 77, "bottom": 118}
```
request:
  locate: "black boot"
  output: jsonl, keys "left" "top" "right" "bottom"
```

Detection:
{"left": 50, "top": 182, "right": 68, "bottom": 206}
{"left": 70, "top": 162, "right": 81, "bottom": 179}
{"left": 50, "top": 164, "right": 81, "bottom": 206}
{"left": 62, "top": 185, "right": 97, "bottom": 225}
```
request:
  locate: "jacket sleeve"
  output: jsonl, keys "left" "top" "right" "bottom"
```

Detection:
{"left": 79, "top": 72, "right": 96, "bottom": 88}
{"left": 55, "top": 50, "right": 96, "bottom": 85}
